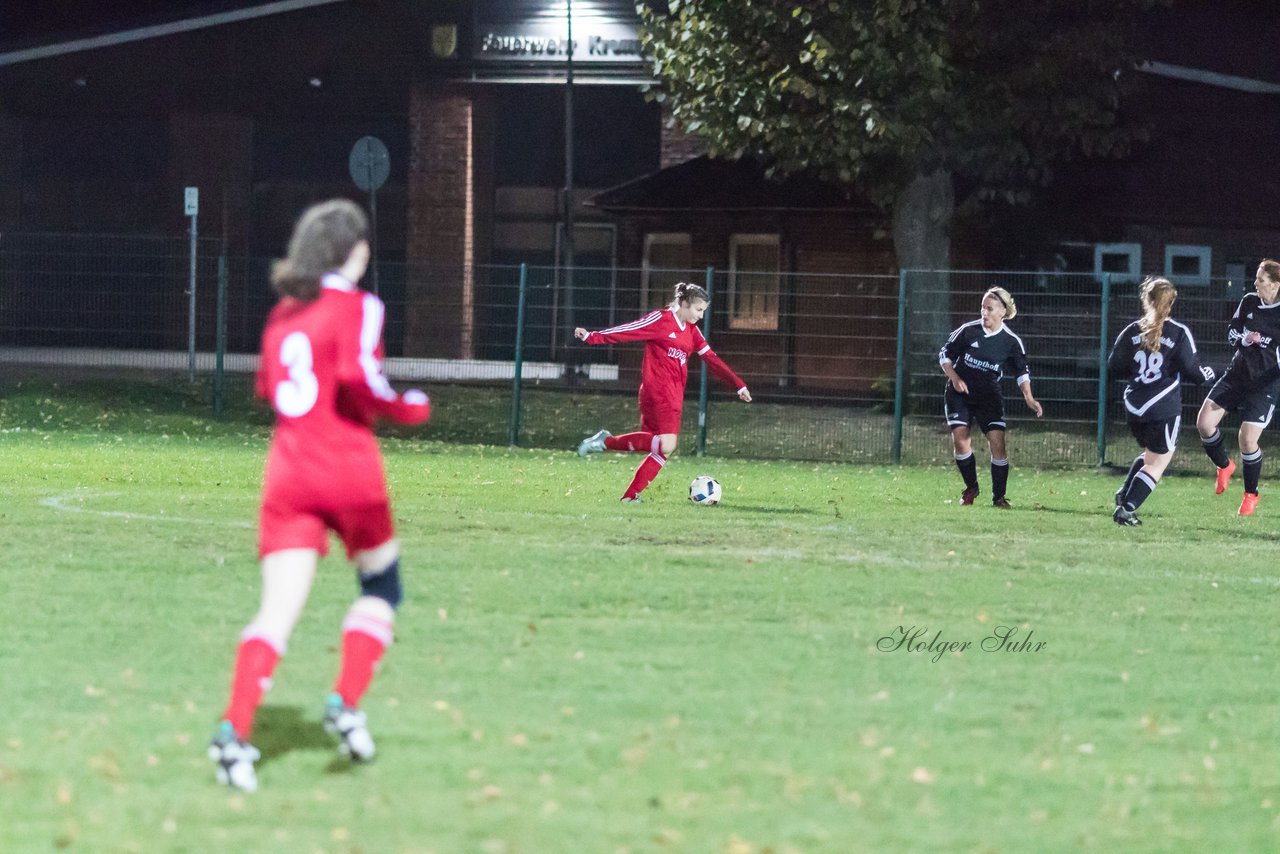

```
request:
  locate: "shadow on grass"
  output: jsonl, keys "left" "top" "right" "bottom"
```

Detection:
{"left": 724, "top": 504, "right": 823, "bottom": 515}
{"left": 1028, "top": 504, "right": 1110, "bottom": 516}
{"left": 254, "top": 705, "right": 333, "bottom": 766}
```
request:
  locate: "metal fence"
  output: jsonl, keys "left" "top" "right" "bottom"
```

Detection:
{"left": 0, "top": 231, "right": 1265, "bottom": 470}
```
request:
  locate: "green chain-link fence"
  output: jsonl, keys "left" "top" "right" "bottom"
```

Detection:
{"left": 0, "top": 231, "right": 1264, "bottom": 470}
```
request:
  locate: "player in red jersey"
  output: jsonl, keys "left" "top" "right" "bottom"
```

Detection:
{"left": 209, "top": 200, "right": 430, "bottom": 792}
{"left": 574, "top": 281, "right": 751, "bottom": 502}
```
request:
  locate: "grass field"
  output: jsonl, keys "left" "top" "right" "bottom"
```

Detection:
{"left": 3, "top": 379, "right": 1280, "bottom": 852}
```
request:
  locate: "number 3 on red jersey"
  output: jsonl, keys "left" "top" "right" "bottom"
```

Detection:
{"left": 275, "top": 331, "right": 319, "bottom": 417}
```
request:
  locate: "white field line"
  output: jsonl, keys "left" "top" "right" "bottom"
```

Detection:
{"left": 39, "top": 491, "right": 254, "bottom": 528}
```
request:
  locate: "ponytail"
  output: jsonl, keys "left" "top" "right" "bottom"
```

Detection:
{"left": 1138, "top": 276, "right": 1176, "bottom": 353}
{"left": 672, "top": 281, "right": 710, "bottom": 307}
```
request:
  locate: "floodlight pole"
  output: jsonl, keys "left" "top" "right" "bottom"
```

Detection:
{"left": 367, "top": 158, "right": 380, "bottom": 295}
{"left": 562, "top": 0, "right": 576, "bottom": 355}
{"left": 185, "top": 186, "right": 199, "bottom": 383}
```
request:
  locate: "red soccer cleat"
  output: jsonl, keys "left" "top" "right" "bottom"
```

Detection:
{"left": 992, "top": 497, "right": 1012, "bottom": 509}
{"left": 1239, "top": 492, "right": 1260, "bottom": 516}
{"left": 1215, "top": 459, "right": 1237, "bottom": 495}
{"left": 960, "top": 486, "right": 979, "bottom": 506}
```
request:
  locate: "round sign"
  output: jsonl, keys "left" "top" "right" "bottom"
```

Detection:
{"left": 349, "top": 136, "right": 390, "bottom": 191}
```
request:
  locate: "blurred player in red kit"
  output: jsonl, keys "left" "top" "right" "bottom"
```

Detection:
{"left": 209, "top": 199, "right": 430, "bottom": 791}
{"left": 574, "top": 281, "right": 751, "bottom": 501}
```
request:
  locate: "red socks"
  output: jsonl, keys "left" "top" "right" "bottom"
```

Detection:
{"left": 333, "top": 612, "right": 394, "bottom": 707}
{"left": 605, "top": 432, "right": 655, "bottom": 452}
{"left": 222, "top": 636, "right": 280, "bottom": 739}
{"left": 623, "top": 451, "right": 666, "bottom": 500}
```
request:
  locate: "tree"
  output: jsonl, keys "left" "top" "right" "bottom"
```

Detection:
{"left": 638, "top": 0, "right": 1166, "bottom": 271}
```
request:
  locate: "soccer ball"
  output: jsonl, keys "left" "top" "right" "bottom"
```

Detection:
{"left": 689, "top": 475, "right": 722, "bottom": 505}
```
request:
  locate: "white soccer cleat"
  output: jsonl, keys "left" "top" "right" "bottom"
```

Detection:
{"left": 208, "top": 722, "right": 261, "bottom": 792}
{"left": 577, "top": 429, "right": 611, "bottom": 457}
{"left": 324, "top": 695, "right": 376, "bottom": 762}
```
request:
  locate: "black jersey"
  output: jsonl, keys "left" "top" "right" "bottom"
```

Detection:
{"left": 939, "top": 320, "right": 1030, "bottom": 399}
{"left": 1108, "top": 317, "right": 1215, "bottom": 420}
{"left": 1224, "top": 293, "right": 1280, "bottom": 386}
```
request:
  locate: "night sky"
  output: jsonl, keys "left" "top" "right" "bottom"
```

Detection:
{"left": 3, "top": 0, "right": 1278, "bottom": 80}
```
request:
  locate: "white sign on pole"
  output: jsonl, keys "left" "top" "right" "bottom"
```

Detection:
{"left": 184, "top": 186, "right": 199, "bottom": 216}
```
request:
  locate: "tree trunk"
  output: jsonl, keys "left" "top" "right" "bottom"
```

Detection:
{"left": 892, "top": 167, "right": 954, "bottom": 272}
{"left": 892, "top": 168, "right": 955, "bottom": 410}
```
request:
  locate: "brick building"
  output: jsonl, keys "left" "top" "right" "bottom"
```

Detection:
{"left": 1, "top": 0, "right": 1277, "bottom": 383}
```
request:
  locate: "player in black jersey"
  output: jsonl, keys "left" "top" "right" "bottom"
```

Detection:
{"left": 939, "top": 287, "right": 1043, "bottom": 508}
{"left": 1108, "top": 277, "right": 1216, "bottom": 526}
{"left": 1196, "top": 260, "right": 1280, "bottom": 516}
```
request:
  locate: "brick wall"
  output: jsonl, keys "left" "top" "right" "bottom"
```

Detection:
{"left": 166, "top": 113, "right": 253, "bottom": 247}
{"left": 659, "top": 112, "right": 707, "bottom": 170}
{"left": 405, "top": 84, "right": 494, "bottom": 358}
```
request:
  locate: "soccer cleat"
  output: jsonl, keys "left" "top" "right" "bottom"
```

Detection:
{"left": 991, "top": 497, "right": 1011, "bottom": 509}
{"left": 1239, "top": 492, "right": 1260, "bottom": 516}
{"left": 960, "top": 485, "right": 979, "bottom": 506}
{"left": 619, "top": 495, "right": 642, "bottom": 504}
{"left": 324, "top": 694, "right": 376, "bottom": 762}
{"left": 1113, "top": 506, "right": 1142, "bottom": 527}
{"left": 1215, "top": 459, "right": 1237, "bottom": 495}
{"left": 577, "top": 429, "right": 611, "bottom": 457}
{"left": 208, "top": 721, "right": 260, "bottom": 792}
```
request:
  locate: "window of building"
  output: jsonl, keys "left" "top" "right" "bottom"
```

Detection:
{"left": 643, "top": 233, "right": 692, "bottom": 311}
{"left": 728, "top": 234, "right": 781, "bottom": 330}
{"left": 1094, "top": 243, "right": 1142, "bottom": 282}
{"left": 1164, "top": 244, "right": 1212, "bottom": 286}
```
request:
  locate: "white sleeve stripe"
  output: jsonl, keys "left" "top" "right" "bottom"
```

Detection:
{"left": 597, "top": 311, "right": 662, "bottom": 335}
{"left": 697, "top": 345, "right": 710, "bottom": 355}
{"left": 1168, "top": 319, "right": 1196, "bottom": 352}
{"left": 360, "top": 294, "right": 397, "bottom": 402}
{"left": 1002, "top": 326, "right": 1027, "bottom": 353}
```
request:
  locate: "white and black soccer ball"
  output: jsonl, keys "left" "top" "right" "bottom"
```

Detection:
{"left": 689, "top": 475, "right": 722, "bottom": 505}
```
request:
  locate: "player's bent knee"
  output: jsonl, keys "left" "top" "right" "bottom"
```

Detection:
{"left": 358, "top": 559, "right": 403, "bottom": 610}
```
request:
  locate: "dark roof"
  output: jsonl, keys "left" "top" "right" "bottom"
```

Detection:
{"left": 588, "top": 155, "right": 874, "bottom": 212}
{"left": 0, "top": 1, "right": 282, "bottom": 51}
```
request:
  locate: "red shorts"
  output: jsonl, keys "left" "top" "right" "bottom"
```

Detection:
{"left": 258, "top": 499, "right": 394, "bottom": 559}
{"left": 640, "top": 396, "right": 683, "bottom": 435}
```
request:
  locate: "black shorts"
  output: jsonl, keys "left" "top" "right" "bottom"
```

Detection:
{"left": 1128, "top": 415, "right": 1181, "bottom": 455}
{"left": 944, "top": 385, "right": 1005, "bottom": 433}
{"left": 1206, "top": 374, "right": 1280, "bottom": 427}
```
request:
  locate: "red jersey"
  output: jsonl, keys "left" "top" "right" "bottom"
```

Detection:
{"left": 256, "top": 274, "right": 429, "bottom": 510}
{"left": 583, "top": 308, "right": 746, "bottom": 407}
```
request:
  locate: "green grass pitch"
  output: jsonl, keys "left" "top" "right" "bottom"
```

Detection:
{"left": 2, "top": 388, "right": 1280, "bottom": 851}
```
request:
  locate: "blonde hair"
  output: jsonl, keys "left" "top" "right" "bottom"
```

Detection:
{"left": 1138, "top": 276, "right": 1177, "bottom": 353}
{"left": 983, "top": 287, "right": 1017, "bottom": 320}
{"left": 270, "top": 199, "right": 368, "bottom": 301}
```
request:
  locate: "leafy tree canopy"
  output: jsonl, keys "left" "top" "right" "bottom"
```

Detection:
{"left": 639, "top": 0, "right": 1167, "bottom": 211}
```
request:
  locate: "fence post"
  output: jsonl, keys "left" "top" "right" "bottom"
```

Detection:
{"left": 696, "top": 265, "right": 714, "bottom": 458}
{"left": 891, "top": 269, "right": 909, "bottom": 464}
{"left": 187, "top": 215, "right": 199, "bottom": 382}
{"left": 214, "top": 256, "right": 227, "bottom": 419}
{"left": 1096, "top": 272, "right": 1112, "bottom": 466}
{"left": 509, "top": 263, "right": 529, "bottom": 446}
